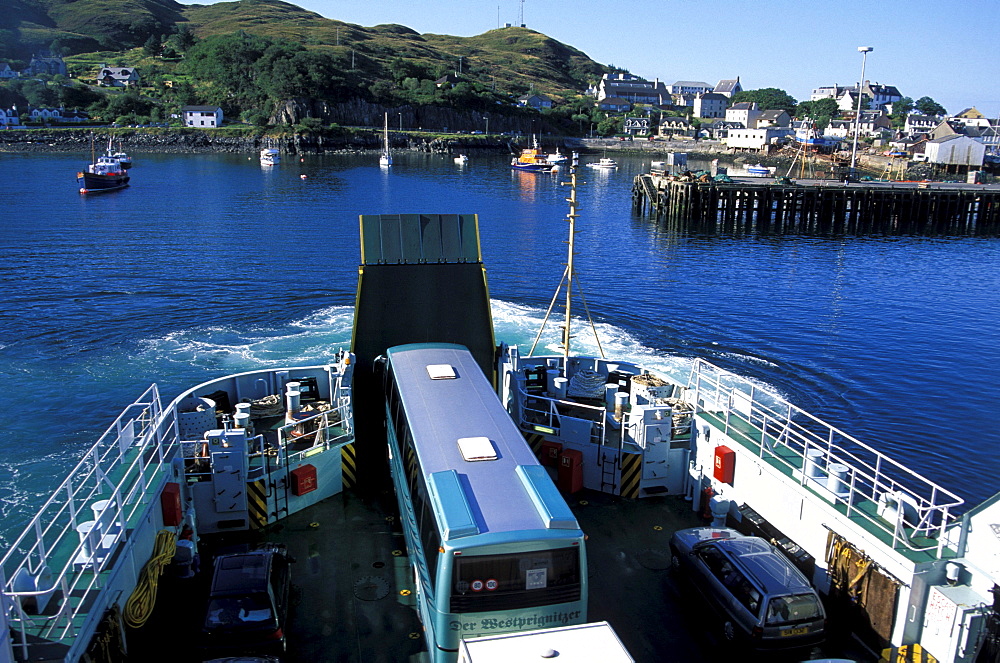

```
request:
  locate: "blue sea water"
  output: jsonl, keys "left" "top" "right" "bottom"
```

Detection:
{"left": 1, "top": 149, "right": 998, "bottom": 545}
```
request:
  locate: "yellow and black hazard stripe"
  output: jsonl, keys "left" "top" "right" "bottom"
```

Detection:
{"left": 619, "top": 452, "right": 642, "bottom": 499}
{"left": 880, "top": 643, "right": 937, "bottom": 663}
{"left": 247, "top": 479, "right": 269, "bottom": 529}
{"left": 524, "top": 432, "right": 545, "bottom": 458}
{"left": 341, "top": 442, "right": 357, "bottom": 489}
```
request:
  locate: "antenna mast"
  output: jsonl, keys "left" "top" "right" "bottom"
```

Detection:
{"left": 518, "top": 0, "right": 525, "bottom": 26}
{"left": 528, "top": 154, "right": 606, "bottom": 360}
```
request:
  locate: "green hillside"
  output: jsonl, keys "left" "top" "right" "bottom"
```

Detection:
{"left": 2, "top": 0, "right": 606, "bottom": 100}
{"left": 1, "top": 0, "right": 613, "bottom": 130}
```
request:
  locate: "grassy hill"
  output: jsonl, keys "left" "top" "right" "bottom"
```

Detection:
{"left": 2, "top": 0, "right": 608, "bottom": 103}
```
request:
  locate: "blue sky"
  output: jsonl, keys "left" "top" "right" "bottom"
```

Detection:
{"left": 182, "top": 0, "right": 998, "bottom": 117}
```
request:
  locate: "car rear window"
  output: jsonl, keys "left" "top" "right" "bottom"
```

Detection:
{"left": 765, "top": 593, "right": 822, "bottom": 625}
{"left": 205, "top": 594, "right": 275, "bottom": 628}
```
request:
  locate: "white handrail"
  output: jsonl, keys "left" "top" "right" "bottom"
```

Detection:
{"left": 687, "top": 358, "right": 963, "bottom": 556}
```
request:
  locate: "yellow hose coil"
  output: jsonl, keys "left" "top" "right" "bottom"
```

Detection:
{"left": 123, "top": 529, "right": 177, "bottom": 629}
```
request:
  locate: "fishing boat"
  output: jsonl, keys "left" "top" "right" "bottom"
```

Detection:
{"left": 3, "top": 194, "right": 999, "bottom": 663}
{"left": 110, "top": 146, "right": 132, "bottom": 169}
{"left": 511, "top": 136, "right": 554, "bottom": 172}
{"left": 260, "top": 148, "right": 280, "bottom": 166}
{"left": 379, "top": 113, "right": 392, "bottom": 168}
{"left": 77, "top": 137, "right": 130, "bottom": 194}
{"left": 745, "top": 163, "right": 770, "bottom": 176}
{"left": 586, "top": 157, "right": 618, "bottom": 169}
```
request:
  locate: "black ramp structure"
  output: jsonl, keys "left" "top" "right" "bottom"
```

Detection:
{"left": 351, "top": 213, "right": 496, "bottom": 486}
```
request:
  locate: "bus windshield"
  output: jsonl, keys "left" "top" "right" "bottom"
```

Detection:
{"left": 450, "top": 547, "right": 581, "bottom": 611}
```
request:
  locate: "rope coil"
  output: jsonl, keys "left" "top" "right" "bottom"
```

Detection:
{"left": 123, "top": 529, "right": 176, "bottom": 629}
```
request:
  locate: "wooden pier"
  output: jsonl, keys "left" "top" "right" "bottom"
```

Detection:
{"left": 633, "top": 175, "right": 1000, "bottom": 235}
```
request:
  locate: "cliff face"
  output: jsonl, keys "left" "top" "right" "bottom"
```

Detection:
{"left": 271, "top": 98, "right": 558, "bottom": 136}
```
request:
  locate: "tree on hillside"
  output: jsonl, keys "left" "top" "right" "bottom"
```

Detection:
{"left": 915, "top": 96, "right": 946, "bottom": 116}
{"left": 730, "top": 88, "right": 798, "bottom": 114}
{"left": 796, "top": 97, "right": 838, "bottom": 129}
{"left": 889, "top": 96, "right": 914, "bottom": 127}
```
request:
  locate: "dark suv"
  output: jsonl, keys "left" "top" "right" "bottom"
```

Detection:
{"left": 201, "top": 544, "right": 292, "bottom": 656}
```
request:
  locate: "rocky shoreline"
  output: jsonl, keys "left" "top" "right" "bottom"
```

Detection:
{"left": 0, "top": 128, "right": 522, "bottom": 155}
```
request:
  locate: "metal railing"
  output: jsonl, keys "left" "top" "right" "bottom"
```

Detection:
{"left": 518, "top": 393, "right": 609, "bottom": 447}
{"left": 277, "top": 398, "right": 354, "bottom": 465}
{"left": 1, "top": 384, "right": 176, "bottom": 654}
{"left": 686, "top": 359, "right": 963, "bottom": 557}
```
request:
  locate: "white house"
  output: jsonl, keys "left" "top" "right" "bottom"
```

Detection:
{"left": 0, "top": 63, "right": 17, "bottom": 80}
{"left": 811, "top": 81, "right": 901, "bottom": 111}
{"left": 29, "top": 107, "right": 63, "bottom": 122}
{"left": 713, "top": 78, "right": 742, "bottom": 98}
{"left": 924, "top": 135, "right": 985, "bottom": 167}
{"left": 905, "top": 114, "right": 939, "bottom": 136}
{"left": 668, "top": 80, "right": 713, "bottom": 95}
{"left": 724, "top": 127, "right": 792, "bottom": 151}
{"left": 755, "top": 110, "right": 790, "bottom": 128}
{"left": 98, "top": 66, "right": 140, "bottom": 88}
{"left": 596, "top": 74, "right": 668, "bottom": 104}
{"left": 725, "top": 102, "right": 762, "bottom": 128}
{"left": 693, "top": 92, "right": 727, "bottom": 119}
{"left": 181, "top": 105, "right": 223, "bottom": 128}
{"left": 950, "top": 108, "right": 991, "bottom": 128}
{"left": 1, "top": 107, "right": 20, "bottom": 127}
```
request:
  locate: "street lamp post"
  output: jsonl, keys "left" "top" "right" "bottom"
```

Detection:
{"left": 398, "top": 113, "right": 402, "bottom": 131}
{"left": 484, "top": 116, "right": 489, "bottom": 135}
{"left": 849, "top": 46, "right": 873, "bottom": 180}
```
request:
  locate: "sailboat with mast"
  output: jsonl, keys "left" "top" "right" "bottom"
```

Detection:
{"left": 379, "top": 112, "right": 392, "bottom": 167}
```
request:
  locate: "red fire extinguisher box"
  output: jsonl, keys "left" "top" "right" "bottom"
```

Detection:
{"left": 557, "top": 449, "right": 584, "bottom": 494}
{"left": 160, "top": 482, "right": 182, "bottom": 526}
{"left": 290, "top": 464, "right": 318, "bottom": 496}
{"left": 714, "top": 445, "right": 736, "bottom": 484}
{"left": 540, "top": 440, "right": 562, "bottom": 468}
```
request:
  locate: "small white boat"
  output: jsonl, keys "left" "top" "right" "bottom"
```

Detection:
{"left": 379, "top": 113, "right": 392, "bottom": 167}
{"left": 587, "top": 157, "right": 618, "bottom": 169}
{"left": 746, "top": 164, "right": 770, "bottom": 176}
{"left": 260, "top": 148, "right": 280, "bottom": 165}
{"left": 454, "top": 154, "right": 468, "bottom": 164}
{"left": 546, "top": 149, "right": 568, "bottom": 164}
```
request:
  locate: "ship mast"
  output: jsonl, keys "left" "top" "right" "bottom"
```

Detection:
{"left": 561, "top": 158, "right": 579, "bottom": 360}
{"left": 528, "top": 154, "right": 605, "bottom": 359}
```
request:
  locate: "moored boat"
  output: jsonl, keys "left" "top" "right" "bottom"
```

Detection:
{"left": 77, "top": 144, "right": 129, "bottom": 195}
{"left": 379, "top": 112, "right": 392, "bottom": 167}
{"left": 260, "top": 147, "right": 280, "bottom": 165}
{"left": 511, "top": 136, "right": 554, "bottom": 172}
{"left": 454, "top": 154, "right": 468, "bottom": 164}
{"left": 745, "top": 163, "right": 770, "bottom": 176}
{"left": 586, "top": 157, "right": 618, "bottom": 169}
{"left": 546, "top": 149, "right": 568, "bottom": 165}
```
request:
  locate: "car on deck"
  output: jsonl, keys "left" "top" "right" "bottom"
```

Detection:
{"left": 201, "top": 544, "right": 293, "bottom": 656}
{"left": 669, "top": 527, "right": 826, "bottom": 650}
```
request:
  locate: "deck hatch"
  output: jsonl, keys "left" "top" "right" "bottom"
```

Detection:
{"left": 428, "top": 470, "right": 479, "bottom": 539}
{"left": 457, "top": 436, "right": 497, "bottom": 462}
{"left": 515, "top": 465, "right": 579, "bottom": 530}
